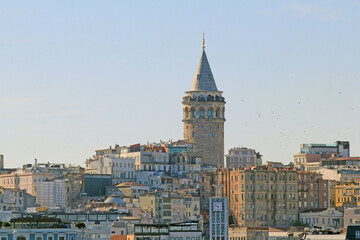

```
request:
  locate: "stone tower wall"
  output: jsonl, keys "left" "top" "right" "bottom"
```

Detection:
{"left": 182, "top": 92, "right": 225, "bottom": 166}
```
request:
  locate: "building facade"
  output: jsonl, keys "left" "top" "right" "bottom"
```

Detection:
{"left": 0, "top": 172, "right": 54, "bottom": 196}
{"left": 225, "top": 147, "right": 262, "bottom": 169}
{"left": 331, "top": 180, "right": 360, "bottom": 212}
{"left": 221, "top": 166, "right": 299, "bottom": 227}
{"left": 182, "top": 44, "right": 225, "bottom": 167}
{"left": 298, "top": 171, "right": 330, "bottom": 212}
{"left": 209, "top": 197, "right": 228, "bottom": 240}
{"left": 299, "top": 208, "right": 343, "bottom": 228}
{"left": 85, "top": 154, "right": 135, "bottom": 185}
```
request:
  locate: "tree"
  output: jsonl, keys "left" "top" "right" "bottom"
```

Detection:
{"left": 293, "top": 220, "right": 308, "bottom": 227}
{"left": 75, "top": 221, "right": 85, "bottom": 229}
{"left": 2, "top": 222, "right": 10, "bottom": 228}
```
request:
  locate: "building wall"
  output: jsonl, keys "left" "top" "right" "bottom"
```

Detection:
{"left": 200, "top": 171, "right": 217, "bottom": 211}
{"left": 344, "top": 207, "right": 360, "bottom": 228}
{"left": 0, "top": 155, "right": 4, "bottom": 170}
{"left": 83, "top": 174, "right": 112, "bottom": 196}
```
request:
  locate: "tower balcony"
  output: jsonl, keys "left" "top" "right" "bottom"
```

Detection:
{"left": 183, "top": 95, "right": 225, "bottom": 103}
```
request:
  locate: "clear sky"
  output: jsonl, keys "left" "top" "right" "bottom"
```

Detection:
{"left": 1, "top": 1, "right": 360, "bottom": 168}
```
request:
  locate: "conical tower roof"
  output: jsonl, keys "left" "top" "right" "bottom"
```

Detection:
{"left": 190, "top": 50, "right": 218, "bottom": 92}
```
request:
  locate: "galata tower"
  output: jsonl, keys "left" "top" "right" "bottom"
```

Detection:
{"left": 182, "top": 38, "right": 226, "bottom": 166}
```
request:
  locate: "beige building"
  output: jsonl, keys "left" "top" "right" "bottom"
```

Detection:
{"left": 225, "top": 147, "right": 262, "bottom": 169}
{"left": 344, "top": 207, "right": 360, "bottom": 228}
{"left": 221, "top": 166, "right": 299, "bottom": 227}
{"left": 229, "top": 227, "right": 269, "bottom": 240}
{"left": 139, "top": 191, "right": 184, "bottom": 224}
{"left": 0, "top": 172, "right": 54, "bottom": 196}
{"left": 294, "top": 153, "right": 322, "bottom": 171}
{"left": 182, "top": 44, "right": 226, "bottom": 167}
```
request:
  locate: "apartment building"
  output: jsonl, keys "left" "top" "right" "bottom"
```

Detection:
{"left": 169, "top": 151, "right": 201, "bottom": 184}
{"left": 0, "top": 172, "right": 54, "bottom": 196}
{"left": 139, "top": 191, "right": 184, "bottom": 224}
{"left": 225, "top": 147, "right": 262, "bottom": 169}
{"left": 0, "top": 187, "right": 36, "bottom": 211}
{"left": 331, "top": 180, "right": 360, "bottom": 212}
{"left": 221, "top": 166, "right": 299, "bottom": 227}
{"left": 36, "top": 179, "right": 66, "bottom": 208}
{"left": 85, "top": 154, "right": 135, "bottom": 185}
{"left": 298, "top": 171, "right": 330, "bottom": 212}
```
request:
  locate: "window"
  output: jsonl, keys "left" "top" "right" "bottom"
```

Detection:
{"left": 192, "top": 132, "right": 196, "bottom": 138}
{"left": 209, "top": 133, "right": 213, "bottom": 138}
{"left": 192, "top": 110, "right": 196, "bottom": 117}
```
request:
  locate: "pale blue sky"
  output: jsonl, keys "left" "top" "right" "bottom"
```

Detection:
{"left": 1, "top": 1, "right": 360, "bottom": 168}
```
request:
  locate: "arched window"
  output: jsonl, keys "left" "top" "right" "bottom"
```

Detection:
{"left": 208, "top": 107, "right": 213, "bottom": 118}
{"left": 192, "top": 132, "right": 196, "bottom": 138}
{"left": 192, "top": 108, "right": 196, "bottom": 117}
{"left": 216, "top": 107, "right": 220, "bottom": 118}
{"left": 199, "top": 107, "right": 205, "bottom": 118}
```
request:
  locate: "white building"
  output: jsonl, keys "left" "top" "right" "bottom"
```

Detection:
{"left": 300, "top": 208, "right": 343, "bottom": 228}
{"left": 85, "top": 154, "right": 135, "bottom": 185}
{"left": 36, "top": 179, "right": 65, "bottom": 208}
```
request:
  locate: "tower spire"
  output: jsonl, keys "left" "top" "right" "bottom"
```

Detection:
{"left": 189, "top": 36, "right": 218, "bottom": 92}
{"left": 202, "top": 33, "right": 205, "bottom": 50}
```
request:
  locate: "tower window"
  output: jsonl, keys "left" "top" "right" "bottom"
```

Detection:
{"left": 193, "top": 132, "right": 196, "bottom": 138}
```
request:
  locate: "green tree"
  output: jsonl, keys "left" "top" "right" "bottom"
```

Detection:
{"left": 75, "top": 221, "right": 85, "bottom": 229}
{"left": 2, "top": 222, "right": 10, "bottom": 228}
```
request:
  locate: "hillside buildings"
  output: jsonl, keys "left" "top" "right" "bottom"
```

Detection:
{"left": 294, "top": 141, "right": 350, "bottom": 171}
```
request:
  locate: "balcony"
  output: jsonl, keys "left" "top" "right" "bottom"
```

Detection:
{"left": 183, "top": 95, "right": 225, "bottom": 103}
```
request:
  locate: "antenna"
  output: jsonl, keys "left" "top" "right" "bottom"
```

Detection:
{"left": 202, "top": 33, "right": 205, "bottom": 50}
